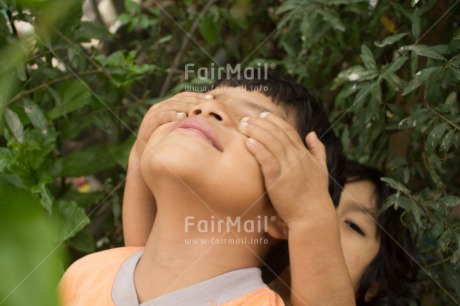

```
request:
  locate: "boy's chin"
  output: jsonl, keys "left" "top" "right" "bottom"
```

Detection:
{"left": 141, "top": 145, "right": 210, "bottom": 185}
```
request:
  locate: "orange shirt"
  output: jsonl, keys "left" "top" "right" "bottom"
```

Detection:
{"left": 59, "top": 247, "right": 284, "bottom": 306}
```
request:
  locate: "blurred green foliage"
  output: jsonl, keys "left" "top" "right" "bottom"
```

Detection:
{"left": 0, "top": 177, "right": 64, "bottom": 306}
{"left": 0, "top": 0, "right": 459, "bottom": 305}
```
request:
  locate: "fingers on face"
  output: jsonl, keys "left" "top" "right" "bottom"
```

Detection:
{"left": 305, "top": 132, "right": 327, "bottom": 167}
{"left": 137, "top": 92, "right": 215, "bottom": 152}
{"left": 150, "top": 92, "right": 212, "bottom": 112}
{"left": 238, "top": 113, "right": 304, "bottom": 180}
{"left": 238, "top": 112, "right": 328, "bottom": 179}
{"left": 259, "top": 112, "right": 304, "bottom": 148}
{"left": 141, "top": 92, "right": 215, "bottom": 133}
{"left": 239, "top": 116, "right": 288, "bottom": 162}
{"left": 238, "top": 112, "right": 304, "bottom": 158}
{"left": 245, "top": 137, "right": 281, "bottom": 179}
{"left": 140, "top": 110, "right": 185, "bottom": 137}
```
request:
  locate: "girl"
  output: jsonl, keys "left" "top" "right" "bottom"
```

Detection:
{"left": 269, "top": 161, "right": 419, "bottom": 305}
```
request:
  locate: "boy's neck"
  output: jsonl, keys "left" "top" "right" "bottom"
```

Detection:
{"left": 133, "top": 193, "right": 270, "bottom": 304}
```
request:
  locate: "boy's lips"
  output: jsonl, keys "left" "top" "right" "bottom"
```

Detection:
{"left": 174, "top": 117, "right": 223, "bottom": 151}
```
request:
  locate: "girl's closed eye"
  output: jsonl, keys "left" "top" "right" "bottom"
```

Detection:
{"left": 345, "top": 220, "right": 366, "bottom": 236}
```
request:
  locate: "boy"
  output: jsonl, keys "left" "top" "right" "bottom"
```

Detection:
{"left": 60, "top": 72, "right": 355, "bottom": 305}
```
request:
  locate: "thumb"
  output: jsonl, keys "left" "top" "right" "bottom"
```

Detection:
{"left": 305, "top": 132, "right": 327, "bottom": 167}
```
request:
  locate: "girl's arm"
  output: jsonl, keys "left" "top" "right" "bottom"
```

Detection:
{"left": 287, "top": 200, "right": 355, "bottom": 305}
{"left": 238, "top": 113, "right": 355, "bottom": 305}
{"left": 122, "top": 149, "right": 156, "bottom": 246}
{"left": 122, "top": 92, "right": 212, "bottom": 246}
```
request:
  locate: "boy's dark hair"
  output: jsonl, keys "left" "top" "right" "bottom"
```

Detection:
{"left": 209, "top": 71, "right": 345, "bottom": 283}
{"left": 344, "top": 161, "right": 419, "bottom": 305}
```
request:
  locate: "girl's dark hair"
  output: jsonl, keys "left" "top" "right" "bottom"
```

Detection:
{"left": 345, "top": 161, "right": 419, "bottom": 305}
{"left": 209, "top": 71, "right": 345, "bottom": 283}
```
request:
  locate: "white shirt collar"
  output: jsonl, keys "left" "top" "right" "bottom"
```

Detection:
{"left": 112, "top": 250, "right": 267, "bottom": 306}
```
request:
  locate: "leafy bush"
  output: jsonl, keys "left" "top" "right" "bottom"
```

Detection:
{"left": 0, "top": 0, "right": 459, "bottom": 304}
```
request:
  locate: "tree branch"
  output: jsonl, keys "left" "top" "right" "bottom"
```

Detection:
{"left": 159, "top": 0, "right": 215, "bottom": 97}
{"left": 53, "top": 29, "right": 143, "bottom": 104}
{"left": 4, "top": 69, "right": 102, "bottom": 107}
{"left": 424, "top": 102, "right": 460, "bottom": 132}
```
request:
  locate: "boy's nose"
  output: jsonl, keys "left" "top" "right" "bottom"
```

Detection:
{"left": 188, "top": 99, "right": 230, "bottom": 124}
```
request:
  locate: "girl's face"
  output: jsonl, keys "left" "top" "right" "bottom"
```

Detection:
{"left": 336, "top": 180, "right": 381, "bottom": 291}
{"left": 269, "top": 179, "right": 382, "bottom": 300}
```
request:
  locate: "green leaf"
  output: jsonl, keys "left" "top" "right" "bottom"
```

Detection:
{"left": 23, "top": 99, "right": 47, "bottom": 130}
{"left": 0, "top": 173, "right": 26, "bottom": 189}
{"left": 382, "top": 194, "right": 422, "bottom": 227}
{"left": 125, "top": 0, "right": 141, "bottom": 13}
{"left": 440, "top": 129, "right": 456, "bottom": 153}
{"left": 53, "top": 200, "right": 90, "bottom": 242}
{"left": 401, "top": 196, "right": 423, "bottom": 227}
{"left": 352, "top": 83, "right": 371, "bottom": 113}
{"left": 52, "top": 144, "right": 118, "bottom": 177}
{"left": 0, "top": 177, "right": 41, "bottom": 217}
{"left": 30, "top": 182, "right": 54, "bottom": 215}
{"left": 444, "top": 263, "right": 460, "bottom": 296}
{"left": 16, "top": 64, "right": 27, "bottom": 82}
{"left": 60, "top": 190, "right": 105, "bottom": 209}
{"left": 400, "top": 44, "right": 446, "bottom": 61}
{"left": 199, "top": 15, "right": 220, "bottom": 46}
{"left": 374, "top": 33, "right": 408, "bottom": 48}
{"left": 383, "top": 71, "right": 404, "bottom": 91}
{"left": 381, "top": 177, "right": 411, "bottom": 194}
{"left": 300, "top": 14, "right": 313, "bottom": 37}
{"left": 360, "top": 45, "right": 377, "bottom": 70}
{"left": 230, "top": 2, "right": 250, "bottom": 30}
{"left": 408, "top": 107, "right": 432, "bottom": 127}
{"left": 0, "top": 178, "right": 62, "bottom": 306}
{"left": 68, "top": 228, "right": 95, "bottom": 253}
{"left": 384, "top": 55, "right": 408, "bottom": 75}
{"left": 425, "top": 123, "right": 449, "bottom": 156}
{"left": 275, "top": 0, "right": 305, "bottom": 15}
{"left": 411, "top": 8, "right": 421, "bottom": 39}
{"left": 317, "top": 9, "right": 345, "bottom": 32}
{"left": 47, "top": 86, "right": 62, "bottom": 107}
{"left": 439, "top": 227, "right": 457, "bottom": 252}
{"left": 117, "top": 13, "right": 132, "bottom": 26}
{"left": 49, "top": 81, "right": 90, "bottom": 119}
{"left": 332, "top": 66, "right": 378, "bottom": 89}
{"left": 158, "top": 35, "right": 172, "bottom": 44}
{"left": 439, "top": 196, "right": 460, "bottom": 208}
{"left": 445, "top": 91, "right": 457, "bottom": 107}
{"left": 75, "top": 21, "right": 112, "bottom": 41}
{"left": 450, "top": 66, "right": 460, "bottom": 81}
{"left": 372, "top": 81, "right": 382, "bottom": 103}
{"left": 109, "top": 137, "right": 135, "bottom": 170}
{"left": 335, "top": 83, "right": 360, "bottom": 102}
{"left": 4, "top": 108, "right": 24, "bottom": 143}
{"left": 402, "top": 67, "right": 440, "bottom": 96}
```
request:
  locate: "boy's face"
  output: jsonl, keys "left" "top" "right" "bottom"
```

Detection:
{"left": 141, "top": 87, "right": 294, "bottom": 217}
{"left": 336, "top": 180, "right": 381, "bottom": 291}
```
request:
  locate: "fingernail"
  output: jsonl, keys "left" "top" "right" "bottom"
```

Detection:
{"left": 177, "top": 112, "right": 187, "bottom": 119}
{"left": 240, "top": 117, "right": 250, "bottom": 127}
{"left": 260, "top": 112, "right": 270, "bottom": 118}
{"left": 247, "top": 138, "right": 257, "bottom": 145}
{"left": 204, "top": 94, "right": 213, "bottom": 100}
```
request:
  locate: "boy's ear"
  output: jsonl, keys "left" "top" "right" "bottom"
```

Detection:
{"left": 266, "top": 214, "right": 289, "bottom": 240}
